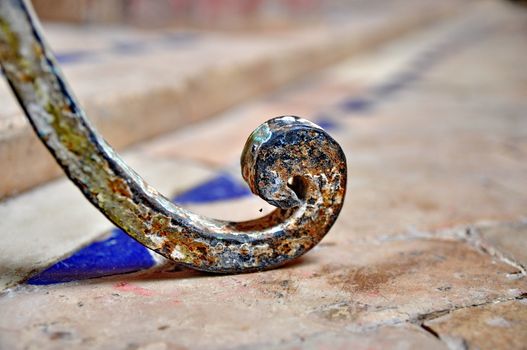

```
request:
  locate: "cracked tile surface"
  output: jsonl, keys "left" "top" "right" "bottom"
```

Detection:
{"left": 424, "top": 300, "right": 527, "bottom": 350}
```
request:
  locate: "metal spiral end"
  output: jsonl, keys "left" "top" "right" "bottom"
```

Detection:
{"left": 0, "top": 0, "right": 347, "bottom": 273}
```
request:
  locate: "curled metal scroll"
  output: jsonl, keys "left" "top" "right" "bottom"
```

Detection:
{"left": 0, "top": 0, "right": 347, "bottom": 273}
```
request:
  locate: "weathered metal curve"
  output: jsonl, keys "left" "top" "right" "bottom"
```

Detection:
{"left": 0, "top": 0, "right": 347, "bottom": 273}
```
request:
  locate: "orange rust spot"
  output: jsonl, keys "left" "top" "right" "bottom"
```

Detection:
{"left": 108, "top": 178, "right": 132, "bottom": 198}
{"left": 152, "top": 219, "right": 169, "bottom": 233}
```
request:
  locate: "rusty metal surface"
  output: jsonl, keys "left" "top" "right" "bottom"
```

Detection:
{"left": 0, "top": 0, "right": 347, "bottom": 273}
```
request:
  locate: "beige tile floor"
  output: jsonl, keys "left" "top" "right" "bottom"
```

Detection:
{"left": 1, "top": 1, "right": 526, "bottom": 349}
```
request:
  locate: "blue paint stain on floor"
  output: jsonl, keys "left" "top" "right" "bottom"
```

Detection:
{"left": 27, "top": 173, "right": 251, "bottom": 285}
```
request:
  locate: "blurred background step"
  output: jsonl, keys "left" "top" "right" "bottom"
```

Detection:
{"left": 0, "top": 0, "right": 466, "bottom": 200}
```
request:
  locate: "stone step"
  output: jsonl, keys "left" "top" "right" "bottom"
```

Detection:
{"left": 0, "top": 0, "right": 463, "bottom": 199}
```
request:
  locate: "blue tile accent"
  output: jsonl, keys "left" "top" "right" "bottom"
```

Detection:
{"left": 336, "top": 27, "right": 490, "bottom": 117}
{"left": 53, "top": 32, "right": 198, "bottom": 66}
{"left": 162, "top": 32, "right": 200, "bottom": 47}
{"left": 56, "top": 50, "right": 94, "bottom": 64}
{"left": 372, "top": 70, "right": 418, "bottom": 98}
{"left": 340, "top": 97, "right": 374, "bottom": 113}
{"left": 26, "top": 173, "right": 251, "bottom": 285}
{"left": 314, "top": 115, "right": 338, "bottom": 130}
{"left": 112, "top": 40, "right": 147, "bottom": 54}
{"left": 174, "top": 173, "right": 251, "bottom": 205}
{"left": 27, "top": 229, "right": 155, "bottom": 285}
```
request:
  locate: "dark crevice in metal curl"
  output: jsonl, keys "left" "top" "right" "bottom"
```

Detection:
{"left": 0, "top": 0, "right": 347, "bottom": 273}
